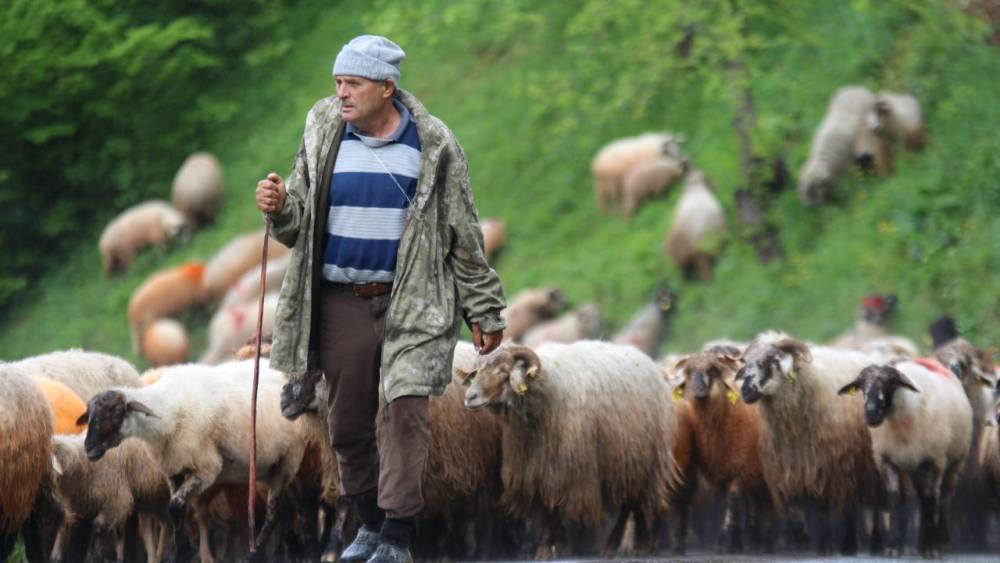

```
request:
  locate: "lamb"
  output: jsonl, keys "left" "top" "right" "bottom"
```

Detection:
{"left": 140, "top": 319, "right": 190, "bottom": 367}
{"left": 98, "top": 200, "right": 188, "bottom": 275}
{"left": 838, "top": 359, "right": 972, "bottom": 557}
{"left": 31, "top": 376, "right": 87, "bottom": 435}
{"left": 0, "top": 366, "right": 54, "bottom": 562}
{"left": 798, "top": 86, "right": 879, "bottom": 205}
{"left": 500, "top": 286, "right": 568, "bottom": 342}
{"left": 201, "top": 292, "right": 278, "bottom": 364}
{"left": 458, "top": 341, "right": 682, "bottom": 556}
{"left": 673, "top": 349, "right": 772, "bottom": 553}
{"left": 49, "top": 435, "right": 171, "bottom": 563}
{"left": 171, "top": 152, "right": 224, "bottom": 226}
{"left": 612, "top": 288, "right": 675, "bottom": 357}
{"left": 621, "top": 156, "right": 688, "bottom": 219}
{"left": 521, "top": 302, "right": 602, "bottom": 348}
{"left": 480, "top": 218, "right": 506, "bottom": 262}
{"left": 128, "top": 262, "right": 205, "bottom": 355}
{"left": 7, "top": 349, "right": 141, "bottom": 402}
{"left": 78, "top": 359, "right": 319, "bottom": 563}
{"left": 592, "top": 132, "right": 685, "bottom": 213}
{"left": 736, "top": 331, "right": 881, "bottom": 554}
{"left": 664, "top": 169, "right": 728, "bottom": 281}
{"left": 219, "top": 255, "right": 290, "bottom": 310}
{"left": 201, "top": 228, "right": 290, "bottom": 303}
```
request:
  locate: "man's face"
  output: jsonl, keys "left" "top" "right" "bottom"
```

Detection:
{"left": 335, "top": 75, "right": 392, "bottom": 125}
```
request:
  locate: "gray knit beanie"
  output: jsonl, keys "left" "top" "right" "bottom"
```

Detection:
{"left": 333, "top": 35, "right": 405, "bottom": 84}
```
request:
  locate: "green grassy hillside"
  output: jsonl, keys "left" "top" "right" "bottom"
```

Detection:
{"left": 2, "top": 0, "right": 997, "bottom": 366}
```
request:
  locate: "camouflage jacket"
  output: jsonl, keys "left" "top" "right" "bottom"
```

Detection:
{"left": 269, "top": 89, "right": 506, "bottom": 402}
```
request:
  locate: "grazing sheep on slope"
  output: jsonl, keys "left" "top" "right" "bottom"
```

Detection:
{"left": 8, "top": 349, "right": 141, "bottom": 402}
{"left": 99, "top": 200, "right": 188, "bottom": 275}
{"left": 201, "top": 228, "right": 290, "bottom": 303}
{"left": 798, "top": 86, "right": 878, "bottom": 206}
{"left": 612, "top": 289, "right": 675, "bottom": 358}
{"left": 621, "top": 156, "right": 688, "bottom": 220}
{"left": 31, "top": 377, "right": 87, "bottom": 435}
{"left": 171, "top": 152, "right": 224, "bottom": 226}
{"left": 128, "top": 262, "right": 205, "bottom": 355}
{"left": 665, "top": 169, "right": 727, "bottom": 281}
{"left": 501, "top": 286, "right": 568, "bottom": 343}
{"left": 838, "top": 360, "right": 972, "bottom": 557}
{"left": 459, "top": 341, "right": 682, "bottom": 556}
{"left": 481, "top": 218, "right": 506, "bottom": 262}
{"left": 0, "top": 367, "right": 54, "bottom": 562}
{"left": 829, "top": 294, "right": 920, "bottom": 356}
{"left": 592, "top": 132, "right": 684, "bottom": 213}
{"left": 201, "top": 293, "right": 278, "bottom": 364}
{"left": 736, "top": 332, "right": 881, "bottom": 555}
{"left": 875, "top": 92, "right": 926, "bottom": 151}
{"left": 79, "top": 360, "right": 319, "bottom": 563}
{"left": 140, "top": 319, "right": 190, "bottom": 367}
{"left": 521, "top": 303, "right": 602, "bottom": 348}
{"left": 219, "top": 255, "right": 290, "bottom": 310}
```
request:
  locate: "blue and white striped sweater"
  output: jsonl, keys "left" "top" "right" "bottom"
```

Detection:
{"left": 322, "top": 100, "right": 421, "bottom": 283}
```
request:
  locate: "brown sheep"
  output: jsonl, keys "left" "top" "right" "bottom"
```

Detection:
{"left": 875, "top": 92, "right": 926, "bottom": 151}
{"left": 592, "top": 132, "right": 684, "bottom": 213}
{"left": 612, "top": 289, "right": 675, "bottom": 357}
{"left": 673, "top": 350, "right": 772, "bottom": 553}
{"left": 201, "top": 229, "right": 290, "bottom": 303}
{"left": 99, "top": 200, "right": 187, "bottom": 275}
{"left": 128, "top": 262, "right": 205, "bottom": 355}
{"left": 480, "top": 218, "right": 506, "bottom": 262}
{"left": 521, "top": 302, "right": 602, "bottom": 348}
{"left": 140, "top": 319, "right": 190, "bottom": 367}
{"left": 8, "top": 349, "right": 141, "bottom": 403}
{"left": 664, "top": 169, "right": 727, "bottom": 281}
{"left": 171, "top": 152, "right": 224, "bottom": 226}
{"left": 621, "top": 156, "right": 688, "bottom": 219}
{"left": 0, "top": 366, "right": 55, "bottom": 561}
{"left": 500, "top": 286, "right": 568, "bottom": 343}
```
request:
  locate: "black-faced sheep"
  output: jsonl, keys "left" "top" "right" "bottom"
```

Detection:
{"left": 621, "top": 156, "right": 688, "bottom": 220}
{"left": 201, "top": 229, "right": 290, "bottom": 303}
{"left": 8, "top": 349, "right": 141, "bottom": 402}
{"left": 500, "top": 286, "right": 568, "bottom": 343}
{"left": 458, "top": 341, "right": 682, "bottom": 556}
{"left": 140, "top": 319, "right": 190, "bottom": 367}
{"left": 664, "top": 169, "right": 727, "bottom": 281}
{"left": 592, "top": 132, "right": 684, "bottom": 213}
{"left": 99, "top": 200, "right": 187, "bottom": 275}
{"left": 736, "top": 331, "right": 881, "bottom": 555}
{"left": 128, "top": 262, "right": 205, "bottom": 356}
{"left": 521, "top": 302, "right": 602, "bottom": 348}
{"left": 171, "top": 152, "right": 224, "bottom": 226}
{"left": 838, "top": 359, "right": 972, "bottom": 557}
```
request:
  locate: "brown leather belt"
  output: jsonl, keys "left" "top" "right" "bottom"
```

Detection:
{"left": 326, "top": 281, "right": 393, "bottom": 298}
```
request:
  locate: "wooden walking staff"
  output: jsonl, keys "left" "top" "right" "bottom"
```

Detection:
{"left": 248, "top": 213, "right": 272, "bottom": 553}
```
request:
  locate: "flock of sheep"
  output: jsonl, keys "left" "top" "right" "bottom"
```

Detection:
{"left": 1, "top": 84, "right": 994, "bottom": 563}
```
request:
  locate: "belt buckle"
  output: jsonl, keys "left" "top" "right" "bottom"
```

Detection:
{"left": 352, "top": 283, "right": 366, "bottom": 298}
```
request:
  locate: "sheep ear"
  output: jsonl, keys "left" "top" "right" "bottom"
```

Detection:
{"left": 510, "top": 346, "right": 541, "bottom": 380}
{"left": 509, "top": 367, "right": 530, "bottom": 397}
{"left": 671, "top": 380, "right": 686, "bottom": 402}
{"left": 454, "top": 368, "right": 476, "bottom": 385}
{"left": 52, "top": 453, "right": 64, "bottom": 476}
{"left": 838, "top": 379, "right": 861, "bottom": 396}
{"left": 127, "top": 401, "right": 158, "bottom": 419}
{"left": 76, "top": 410, "right": 90, "bottom": 427}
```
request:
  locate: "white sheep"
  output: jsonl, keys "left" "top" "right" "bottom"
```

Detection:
{"left": 98, "top": 200, "right": 187, "bottom": 275}
{"left": 621, "top": 156, "right": 687, "bottom": 219}
{"left": 736, "top": 331, "right": 881, "bottom": 555}
{"left": 201, "top": 229, "right": 290, "bottom": 303}
{"left": 171, "top": 152, "right": 224, "bottom": 226}
{"left": 78, "top": 359, "right": 319, "bottom": 563}
{"left": 481, "top": 218, "right": 506, "bottom": 262}
{"left": 501, "top": 286, "right": 568, "bottom": 343}
{"left": 8, "top": 349, "right": 141, "bottom": 402}
{"left": 592, "top": 132, "right": 684, "bottom": 213}
{"left": 521, "top": 302, "right": 602, "bottom": 348}
{"left": 219, "top": 255, "right": 290, "bottom": 310}
{"left": 458, "top": 341, "right": 682, "bottom": 556}
{"left": 128, "top": 262, "right": 205, "bottom": 355}
{"left": 798, "top": 86, "right": 878, "bottom": 205}
{"left": 875, "top": 92, "right": 926, "bottom": 151}
{"left": 664, "top": 169, "right": 727, "bottom": 281}
{"left": 140, "top": 319, "right": 190, "bottom": 367}
{"left": 201, "top": 292, "right": 278, "bottom": 365}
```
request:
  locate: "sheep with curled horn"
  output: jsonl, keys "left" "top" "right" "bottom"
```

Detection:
{"left": 458, "top": 341, "right": 683, "bottom": 557}
{"left": 735, "top": 331, "right": 883, "bottom": 555}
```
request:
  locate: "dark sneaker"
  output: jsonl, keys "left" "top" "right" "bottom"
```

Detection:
{"left": 366, "top": 543, "right": 413, "bottom": 563}
{"left": 340, "top": 526, "right": 380, "bottom": 561}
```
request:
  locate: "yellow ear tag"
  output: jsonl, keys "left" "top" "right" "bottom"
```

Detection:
{"left": 848, "top": 387, "right": 857, "bottom": 396}
{"left": 726, "top": 390, "right": 739, "bottom": 405}
{"left": 787, "top": 368, "right": 797, "bottom": 382}
{"left": 672, "top": 387, "right": 684, "bottom": 402}
{"left": 518, "top": 383, "right": 528, "bottom": 396}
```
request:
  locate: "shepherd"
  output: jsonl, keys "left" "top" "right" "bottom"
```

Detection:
{"left": 255, "top": 34, "right": 506, "bottom": 562}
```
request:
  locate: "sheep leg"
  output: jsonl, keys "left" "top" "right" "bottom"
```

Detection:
{"left": 250, "top": 485, "right": 292, "bottom": 561}
{"left": 320, "top": 500, "right": 351, "bottom": 562}
{"left": 879, "top": 462, "right": 905, "bottom": 556}
{"left": 190, "top": 496, "right": 215, "bottom": 563}
{"left": 937, "top": 460, "right": 962, "bottom": 553}
{"left": 137, "top": 514, "right": 158, "bottom": 563}
{"left": 783, "top": 504, "right": 810, "bottom": 552}
{"left": 911, "top": 460, "right": 942, "bottom": 558}
{"left": 666, "top": 496, "right": 688, "bottom": 555}
{"left": 719, "top": 483, "right": 746, "bottom": 553}
{"left": 838, "top": 507, "right": 858, "bottom": 555}
{"left": 166, "top": 474, "right": 208, "bottom": 563}
{"left": 815, "top": 504, "right": 833, "bottom": 556}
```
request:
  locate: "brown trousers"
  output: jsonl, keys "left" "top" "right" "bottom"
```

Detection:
{"left": 318, "top": 283, "right": 430, "bottom": 518}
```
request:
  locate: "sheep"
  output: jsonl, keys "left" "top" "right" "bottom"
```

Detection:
{"left": 798, "top": 86, "right": 879, "bottom": 205}
{"left": 978, "top": 397, "right": 1000, "bottom": 541}
{"left": 521, "top": 302, "right": 602, "bottom": 348}
{"left": 30, "top": 376, "right": 87, "bottom": 435}
{"left": 98, "top": 200, "right": 188, "bottom": 275}
{"left": 458, "top": 341, "right": 682, "bottom": 556}
{"left": 621, "top": 156, "right": 688, "bottom": 219}
{"left": 837, "top": 360, "right": 972, "bottom": 557}
{"left": 736, "top": 331, "right": 882, "bottom": 555}
{"left": 219, "top": 254, "right": 290, "bottom": 310}
{"left": 592, "top": 132, "right": 685, "bottom": 213}
{"left": 664, "top": 169, "right": 728, "bottom": 281}
{"left": 140, "top": 319, "right": 189, "bottom": 367}
{"left": 171, "top": 152, "right": 224, "bottom": 226}
{"left": 0, "top": 367, "right": 54, "bottom": 562}
{"left": 612, "top": 288, "right": 676, "bottom": 358}
{"left": 829, "top": 293, "right": 920, "bottom": 356}
{"left": 500, "top": 286, "right": 568, "bottom": 343}
{"left": 874, "top": 92, "right": 926, "bottom": 151}
{"left": 7, "top": 349, "right": 141, "bottom": 402}
{"left": 201, "top": 292, "right": 278, "bottom": 365}
{"left": 78, "top": 359, "right": 319, "bottom": 563}
{"left": 673, "top": 349, "right": 773, "bottom": 553}
{"left": 49, "top": 435, "right": 171, "bottom": 563}
{"left": 128, "top": 262, "right": 205, "bottom": 356}
{"left": 201, "top": 228, "right": 290, "bottom": 303}
{"left": 480, "top": 218, "right": 506, "bottom": 262}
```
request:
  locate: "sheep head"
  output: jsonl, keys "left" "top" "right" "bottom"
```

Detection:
{"left": 541, "top": 287, "right": 569, "bottom": 317}
{"left": 736, "top": 334, "right": 812, "bottom": 403}
{"left": 458, "top": 345, "right": 541, "bottom": 411}
{"left": 78, "top": 390, "right": 157, "bottom": 461}
{"left": 860, "top": 293, "right": 898, "bottom": 326}
{"left": 673, "top": 351, "right": 742, "bottom": 402}
{"left": 838, "top": 364, "right": 918, "bottom": 427}
{"left": 935, "top": 339, "right": 996, "bottom": 389}
{"left": 280, "top": 371, "right": 322, "bottom": 420}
